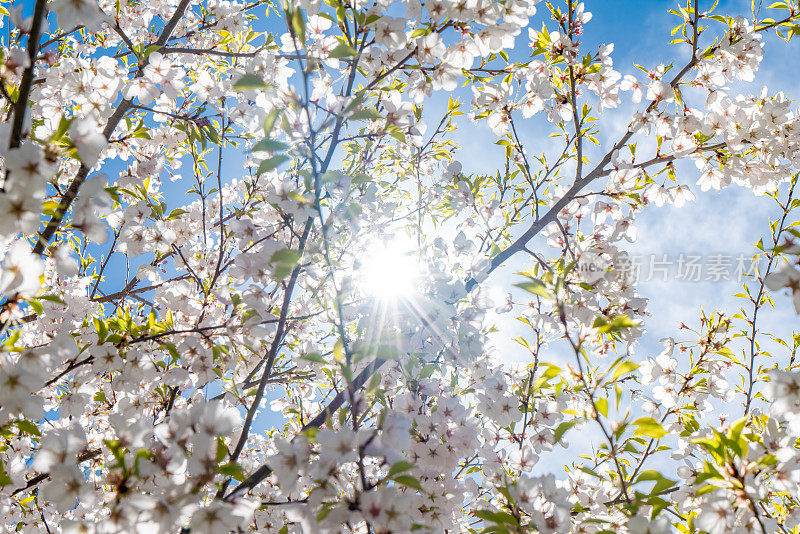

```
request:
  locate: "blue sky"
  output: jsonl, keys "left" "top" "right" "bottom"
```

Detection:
{"left": 232, "top": 0, "right": 800, "bottom": 468}
{"left": 17, "top": 0, "right": 800, "bottom": 478}
{"left": 446, "top": 0, "right": 800, "bottom": 370}
{"left": 36, "top": 0, "right": 798, "bottom": 343}
{"left": 439, "top": 0, "right": 800, "bottom": 471}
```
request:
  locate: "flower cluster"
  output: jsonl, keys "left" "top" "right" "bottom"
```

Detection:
{"left": 2, "top": 0, "right": 800, "bottom": 533}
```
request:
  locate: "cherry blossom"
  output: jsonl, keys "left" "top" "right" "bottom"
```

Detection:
{"left": 2, "top": 0, "right": 800, "bottom": 532}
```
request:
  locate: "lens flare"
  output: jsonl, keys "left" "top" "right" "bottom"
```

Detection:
{"left": 360, "top": 242, "right": 419, "bottom": 300}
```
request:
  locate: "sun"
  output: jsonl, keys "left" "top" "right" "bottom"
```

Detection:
{"left": 359, "top": 240, "right": 420, "bottom": 301}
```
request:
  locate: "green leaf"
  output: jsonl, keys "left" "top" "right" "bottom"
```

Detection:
{"left": 474, "top": 509, "right": 518, "bottom": 526}
{"left": 301, "top": 352, "right": 326, "bottom": 364}
{"left": 0, "top": 459, "right": 13, "bottom": 487}
{"left": 270, "top": 248, "right": 302, "bottom": 279}
{"left": 165, "top": 343, "right": 179, "bottom": 363}
{"left": 636, "top": 470, "right": 663, "bottom": 482}
{"left": 540, "top": 363, "right": 561, "bottom": 379}
{"left": 632, "top": 417, "right": 667, "bottom": 439}
{"left": 611, "top": 361, "right": 640, "bottom": 381}
{"left": 593, "top": 315, "right": 639, "bottom": 333}
{"left": 257, "top": 155, "right": 290, "bottom": 175}
{"left": 15, "top": 420, "right": 41, "bottom": 437}
{"left": 263, "top": 110, "right": 281, "bottom": 136}
{"left": 373, "top": 344, "right": 401, "bottom": 360}
{"left": 387, "top": 461, "right": 415, "bottom": 478}
{"left": 365, "top": 372, "right": 382, "bottom": 395}
{"left": 216, "top": 437, "right": 228, "bottom": 462}
{"left": 290, "top": 8, "right": 306, "bottom": 44}
{"left": 50, "top": 115, "right": 73, "bottom": 142}
{"left": 513, "top": 279, "right": 551, "bottom": 299}
{"left": 252, "top": 139, "right": 288, "bottom": 153}
{"left": 142, "top": 44, "right": 162, "bottom": 59}
{"left": 420, "top": 363, "right": 437, "bottom": 379}
{"left": 218, "top": 462, "right": 245, "bottom": 480}
{"left": 635, "top": 469, "right": 677, "bottom": 495}
{"left": 596, "top": 397, "right": 608, "bottom": 417}
{"left": 233, "top": 74, "right": 269, "bottom": 91}
{"left": 695, "top": 484, "right": 720, "bottom": 496}
{"left": 328, "top": 43, "right": 358, "bottom": 58}
{"left": 553, "top": 419, "right": 577, "bottom": 443}
{"left": 28, "top": 299, "right": 43, "bottom": 315}
{"left": 349, "top": 108, "right": 383, "bottom": 121}
{"left": 393, "top": 474, "right": 422, "bottom": 490}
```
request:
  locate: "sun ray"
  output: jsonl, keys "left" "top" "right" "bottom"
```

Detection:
{"left": 360, "top": 242, "right": 419, "bottom": 301}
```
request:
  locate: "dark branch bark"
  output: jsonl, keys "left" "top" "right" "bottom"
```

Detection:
{"left": 9, "top": 0, "right": 48, "bottom": 149}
